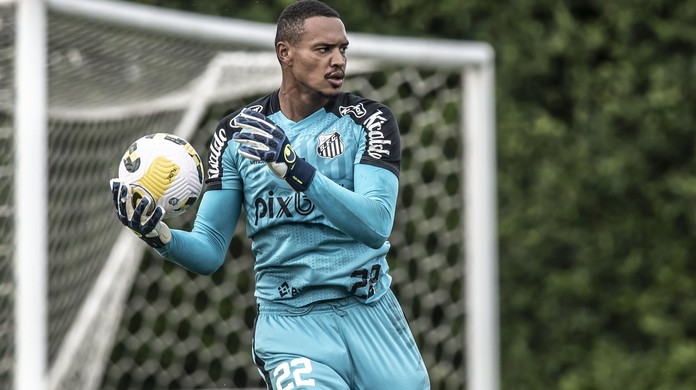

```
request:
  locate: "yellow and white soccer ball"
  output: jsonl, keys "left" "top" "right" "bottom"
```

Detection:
{"left": 118, "top": 133, "right": 204, "bottom": 218}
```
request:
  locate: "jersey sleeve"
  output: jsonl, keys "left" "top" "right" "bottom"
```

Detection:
{"left": 357, "top": 103, "right": 401, "bottom": 177}
{"left": 304, "top": 164, "right": 398, "bottom": 249}
{"left": 204, "top": 111, "right": 242, "bottom": 191}
{"left": 205, "top": 95, "right": 278, "bottom": 191}
{"left": 155, "top": 188, "right": 242, "bottom": 275}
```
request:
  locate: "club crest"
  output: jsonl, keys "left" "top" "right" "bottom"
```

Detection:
{"left": 317, "top": 132, "right": 345, "bottom": 159}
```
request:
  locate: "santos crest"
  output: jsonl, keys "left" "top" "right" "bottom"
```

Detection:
{"left": 317, "top": 132, "right": 345, "bottom": 159}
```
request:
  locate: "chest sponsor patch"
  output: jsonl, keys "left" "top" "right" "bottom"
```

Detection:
{"left": 316, "top": 132, "right": 345, "bottom": 159}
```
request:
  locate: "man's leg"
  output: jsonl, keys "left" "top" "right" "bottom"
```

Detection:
{"left": 342, "top": 290, "right": 430, "bottom": 389}
{"left": 253, "top": 304, "right": 353, "bottom": 389}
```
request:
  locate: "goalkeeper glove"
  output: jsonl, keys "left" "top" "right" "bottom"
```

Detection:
{"left": 232, "top": 108, "right": 316, "bottom": 192}
{"left": 110, "top": 179, "right": 171, "bottom": 248}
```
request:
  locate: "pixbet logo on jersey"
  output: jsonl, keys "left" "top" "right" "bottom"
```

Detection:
{"left": 253, "top": 191, "right": 315, "bottom": 225}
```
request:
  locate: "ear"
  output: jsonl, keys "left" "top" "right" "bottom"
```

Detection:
{"left": 276, "top": 41, "right": 292, "bottom": 66}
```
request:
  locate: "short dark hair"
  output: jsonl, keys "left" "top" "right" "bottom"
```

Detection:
{"left": 275, "top": 0, "right": 340, "bottom": 46}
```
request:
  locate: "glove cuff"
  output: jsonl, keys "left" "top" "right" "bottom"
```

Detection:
{"left": 139, "top": 221, "right": 171, "bottom": 249}
{"left": 286, "top": 157, "right": 316, "bottom": 192}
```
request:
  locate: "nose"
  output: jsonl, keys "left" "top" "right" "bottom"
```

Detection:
{"left": 331, "top": 49, "right": 346, "bottom": 67}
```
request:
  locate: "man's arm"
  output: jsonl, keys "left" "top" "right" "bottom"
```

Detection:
{"left": 230, "top": 107, "right": 399, "bottom": 248}
{"left": 156, "top": 188, "right": 242, "bottom": 275}
{"left": 304, "top": 164, "right": 398, "bottom": 249}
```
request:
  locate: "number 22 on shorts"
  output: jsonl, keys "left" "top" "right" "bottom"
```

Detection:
{"left": 273, "top": 357, "right": 315, "bottom": 389}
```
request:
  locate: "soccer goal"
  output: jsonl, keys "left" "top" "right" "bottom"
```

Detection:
{"left": 3, "top": 0, "right": 498, "bottom": 389}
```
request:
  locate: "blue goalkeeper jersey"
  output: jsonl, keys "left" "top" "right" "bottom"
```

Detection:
{"left": 205, "top": 90, "right": 401, "bottom": 307}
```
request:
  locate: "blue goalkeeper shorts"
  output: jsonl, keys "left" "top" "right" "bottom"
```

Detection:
{"left": 252, "top": 289, "right": 430, "bottom": 389}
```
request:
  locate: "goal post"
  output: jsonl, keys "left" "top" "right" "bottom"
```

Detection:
{"left": 464, "top": 61, "right": 499, "bottom": 390}
{"left": 14, "top": 1, "right": 48, "bottom": 390}
{"left": 4, "top": 0, "right": 499, "bottom": 389}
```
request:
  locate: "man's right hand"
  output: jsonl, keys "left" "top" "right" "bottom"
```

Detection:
{"left": 110, "top": 179, "right": 171, "bottom": 248}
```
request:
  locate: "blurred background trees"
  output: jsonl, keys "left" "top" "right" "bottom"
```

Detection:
{"left": 126, "top": 1, "right": 696, "bottom": 388}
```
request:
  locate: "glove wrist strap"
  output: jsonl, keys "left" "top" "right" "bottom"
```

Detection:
{"left": 286, "top": 158, "right": 316, "bottom": 192}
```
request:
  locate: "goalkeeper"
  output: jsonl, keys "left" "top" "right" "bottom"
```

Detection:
{"left": 111, "top": 0, "right": 429, "bottom": 388}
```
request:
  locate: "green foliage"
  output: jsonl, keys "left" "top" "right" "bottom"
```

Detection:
{"left": 489, "top": 1, "right": 696, "bottom": 389}
{"left": 125, "top": 0, "right": 696, "bottom": 388}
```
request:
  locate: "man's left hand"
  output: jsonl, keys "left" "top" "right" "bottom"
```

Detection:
{"left": 232, "top": 108, "right": 316, "bottom": 192}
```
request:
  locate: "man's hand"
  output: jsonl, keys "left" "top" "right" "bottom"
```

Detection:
{"left": 110, "top": 179, "right": 171, "bottom": 248}
{"left": 232, "top": 108, "right": 316, "bottom": 192}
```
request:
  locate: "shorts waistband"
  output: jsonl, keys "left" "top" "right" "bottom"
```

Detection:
{"left": 257, "top": 295, "right": 364, "bottom": 316}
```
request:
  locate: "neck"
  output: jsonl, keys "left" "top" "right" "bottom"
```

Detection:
{"left": 278, "top": 85, "right": 330, "bottom": 122}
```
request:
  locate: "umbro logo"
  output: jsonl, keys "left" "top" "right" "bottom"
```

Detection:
{"left": 277, "top": 281, "right": 302, "bottom": 297}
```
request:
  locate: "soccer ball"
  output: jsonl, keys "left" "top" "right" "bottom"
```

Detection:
{"left": 118, "top": 133, "right": 204, "bottom": 218}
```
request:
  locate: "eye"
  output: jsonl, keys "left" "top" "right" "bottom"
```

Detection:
{"left": 340, "top": 46, "right": 348, "bottom": 54}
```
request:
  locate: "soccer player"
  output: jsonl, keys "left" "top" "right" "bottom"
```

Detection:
{"left": 111, "top": 0, "right": 430, "bottom": 388}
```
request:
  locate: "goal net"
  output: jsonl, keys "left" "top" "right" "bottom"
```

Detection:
{"left": 2, "top": 0, "right": 497, "bottom": 389}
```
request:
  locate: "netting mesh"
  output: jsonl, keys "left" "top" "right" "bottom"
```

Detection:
{"left": 45, "top": 9, "right": 220, "bottom": 371}
{"left": 0, "top": 3, "right": 16, "bottom": 389}
{"left": 47, "top": 14, "right": 220, "bottom": 109}
{"left": 2, "top": 2, "right": 471, "bottom": 390}
{"left": 44, "top": 10, "right": 246, "bottom": 390}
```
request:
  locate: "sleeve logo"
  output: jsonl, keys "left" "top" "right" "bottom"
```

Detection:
{"left": 339, "top": 103, "right": 366, "bottom": 118}
{"left": 363, "top": 110, "right": 392, "bottom": 159}
{"left": 207, "top": 128, "right": 227, "bottom": 180}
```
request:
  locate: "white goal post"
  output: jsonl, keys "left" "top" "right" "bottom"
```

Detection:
{"left": 8, "top": 0, "right": 498, "bottom": 389}
{"left": 14, "top": 1, "right": 48, "bottom": 390}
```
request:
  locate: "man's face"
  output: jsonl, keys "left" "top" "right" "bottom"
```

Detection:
{"left": 287, "top": 16, "right": 348, "bottom": 98}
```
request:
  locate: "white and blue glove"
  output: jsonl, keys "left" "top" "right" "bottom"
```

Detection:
{"left": 110, "top": 179, "right": 171, "bottom": 248}
{"left": 232, "top": 108, "right": 316, "bottom": 192}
